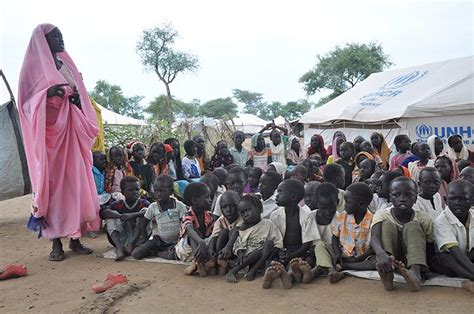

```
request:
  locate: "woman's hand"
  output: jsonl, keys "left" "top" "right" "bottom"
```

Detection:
{"left": 47, "top": 84, "right": 67, "bottom": 98}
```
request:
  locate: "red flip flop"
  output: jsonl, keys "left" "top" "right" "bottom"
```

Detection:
{"left": 92, "top": 273, "right": 128, "bottom": 293}
{"left": 0, "top": 264, "right": 28, "bottom": 280}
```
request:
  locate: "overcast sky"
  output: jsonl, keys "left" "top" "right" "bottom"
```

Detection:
{"left": 1, "top": 0, "right": 472, "bottom": 110}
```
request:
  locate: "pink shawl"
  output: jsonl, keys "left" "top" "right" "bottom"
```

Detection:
{"left": 18, "top": 24, "right": 100, "bottom": 238}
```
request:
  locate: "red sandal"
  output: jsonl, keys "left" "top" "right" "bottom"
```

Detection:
{"left": 92, "top": 273, "right": 128, "bottom": 293}
{"left": 0, "top": 264, "right": 28, "bottom": 280}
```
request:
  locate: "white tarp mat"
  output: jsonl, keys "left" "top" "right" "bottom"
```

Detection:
{"left": 102, "top": 248, "right": 190, "bottom": 265}
{"left": 0, "top": 100, "right": 30, "bottom": 200}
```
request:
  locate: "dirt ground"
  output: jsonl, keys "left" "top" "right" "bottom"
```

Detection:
{"left": 0, "top": 195, "right": 472, "bottom": 313}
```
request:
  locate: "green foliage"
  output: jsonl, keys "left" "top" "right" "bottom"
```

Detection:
{"left": 103, "top": 119, "right": 186, "bottom": 152}
{"left": 146, "top": 95, "right": 199, "bottom": 120}
{"left": 299, "top": 42, "right": 392, "bottom": 103}
{"left": 259, "top": 101, "right": 283, "bottom": 120}
{"left": 232, "top": 89, "right": 264, "bottom": 116}
{"left": 199, "top": 97, "right": 237, "bottom": 119}
{"left": 89, "top": 80, "right": 144, "bottom": 119}
{"left": 136, "top": 23, "right": 199, "bottom": 122}
{"left": 282, "top": 99, "right": 312, "bottom": 120}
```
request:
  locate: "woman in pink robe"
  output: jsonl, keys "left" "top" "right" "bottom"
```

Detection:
{"left": 18, "top": 24, "right": 100, "bottom": 261}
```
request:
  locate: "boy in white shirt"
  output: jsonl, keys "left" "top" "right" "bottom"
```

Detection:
{"left": 431, "top": 180, "right": 474, "bottom": 292}
{"left": 258, "top": 171, "right": 282, "bottom": 219}
{"left": 413, "top": 167, "right": 444, "bottom": 221}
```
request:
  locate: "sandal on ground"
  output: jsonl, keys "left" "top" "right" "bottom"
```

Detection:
{"left": 48, "top": 250, "right": 65, "bottom": 262}
{"left": 0, "top": 264, "right": 28, "bottom": 280}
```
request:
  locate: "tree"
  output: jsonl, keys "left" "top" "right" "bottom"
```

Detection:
{"left": 89, "top": 80, "right": 144, "bottom": 119}
{"left": 232, "top": 89, "right": 264, "bottom": 116}
{"left": 136, "top": 23, "right": 199, "bottom": 123}
{"left": 281, "top": 99, "right": 312, "bottom": 120}
{"left": 259, "top": 101, "right": 283, "bottom": 120}
{"left": 199, "top": 97, "right": 238, "bottom": 119}
{"left": 146, "top": 95, "right": 198, "bottom": 120}
{"left": 299, "top": 42, "right": 392, "bottom": 104}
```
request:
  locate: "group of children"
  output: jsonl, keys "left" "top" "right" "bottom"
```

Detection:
{"left": 93, "top": 128, "right": 474, "bottom": 293}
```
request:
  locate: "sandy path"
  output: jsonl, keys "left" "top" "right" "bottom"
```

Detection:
{"left": 0, "top": 195, "right": 472, "bottom": 313}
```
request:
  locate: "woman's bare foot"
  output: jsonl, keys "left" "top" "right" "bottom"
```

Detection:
{"left": 299, "top": 260, "right": 314, "bottom": 284}
{"left": 329, "top": 271, "right": 345, "bottom": 284}
{"left": 274, "top": 262, "right": 292, "bottom": 289}
{"left": 462, "top": 281, "right": 474, "bottom": 293}
{"left": 226, "top": 270, "right": 238, "bottom": 283}
{"left": 289, "top": 258, "right": 303, "bottom": 283}
{"left": 262, "top": 265, "right": 281, "bottom": 289}
{"left": 184, "top": 260, "right": 197, "bottom": 275}
{"left": 395, "top": 261, "right": 420, "bottom": 292}
{"left": 196, "top": 262, "right": 208, "bottom": 277}
{"left": 115, "top": 247, "right": 126, "bottom": 261}
{"left": 217, "top": 258, "right": 229, "bottom": 275}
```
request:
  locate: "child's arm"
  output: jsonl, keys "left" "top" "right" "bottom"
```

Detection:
{"left": 370, "top": 222, "right": 395, "bottom": 273}
{"left": 99, "top": 208, "right": 123, "bottom": 220}
{"left": 332, "top": 235, "right": 343, "bottom": 266}
{"left": 219, "top": 228, "right": 240, "bottom": 259}
{"left": 129, "top": 217, "right": 150, "bottom": 247}
{"left": 286, "top": 242, "right": 312, "bottom": 261}
{"left": 208, "top": 237, "right": 217, "bottom": 257}
{"left": 185, "top": 224, "right": 208, "bottom": 263}
{"left": 348, "top": 248, "right": 375, "bottom": 263}
{"left": 447, "top": 246, "right": 474, "bottom": 272}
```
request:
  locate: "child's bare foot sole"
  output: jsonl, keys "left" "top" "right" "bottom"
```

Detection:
{"left": 299, "top": 260, "right": 314, "bottom": 284}
{"left": 262, "top": 265, "right": 281, "bottom": 289}
{"left": 0, "top": 264, "right": 28, "bottom": 280}
{"left": 92, "top": 273, "right": 128, "bottom": 293}
{"left": 196, "top": 262, "right": 208, "bottom": 277}
{"left": 378, "top": 270, "right": 394, "bottom": 291}
{"left": 217, "top": 258, "right": 229, "bottom": 276}
{"left": 462, "top": 281, "right": 474, "bottom": 293}
{"left": 226, "top": 271, "right": 238, "bottom": 283}
{"left": 184, "top": 261, "right": 197, "bottom": 275}
{"left": 274, "top": 262, "right": 292, "bottom": 289}
{"left": 396, "top": 261, "right": 420, "bottom": 292}
{"left": 289, "top": 258, "right": 303, "bottom": 283}
{"left": 329, "top": 271, "right": 345, "bottom": 284}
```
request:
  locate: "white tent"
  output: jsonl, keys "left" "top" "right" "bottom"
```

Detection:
{"left": 300, "top": 56, "right": 474, "bottom": 149}
{"left": 227, "top": 113, "right": 269, "bottom": 135}
{"left": 98, "top": 104, "right": 145, "bottom": 126}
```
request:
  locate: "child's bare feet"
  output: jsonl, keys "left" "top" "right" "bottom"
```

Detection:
{"left": 196, "top": 262, "right": 208, "bottom": 277}
{"left": 115, "top": 247, "right": 126, "bottom": 261}
{"left": 462, "top": 281, "right": 474, "bottom": 293}
{"left": 289, "top": 258, "right": 303, "bottom": 283}
{"left": 328, "top": 271, "right": 345, "bottom": 284}
{"left": 395, "top": 261, "right": 420, "bottom": 292}
{"left": 184, "top": 260, "right": 197, "bottom": 275}
{"left": 262, "top": 264, "right": 282, "bottom": 289}
{"left": 274, "top": 262, "right": 292, "bottom": 289}
{"left": 226, "top": 270, "right": 238, "bottom": 283}
{"left": 299, "top": 260, "right": 314, "bottom": 284}
{"left": 245, "top": 268, "right": 258, "bottom": 281}
{"left": 217, "top": 258, "right": 229, "bottom": 276}
{"left": 205, "top": 258, "right": 217, "bottom": 275}
{"left": 377, "top": 255, "right": 395, "bottom": 291}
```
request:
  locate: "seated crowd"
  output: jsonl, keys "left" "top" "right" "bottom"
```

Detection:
{"left": 92, "top": 124, "right": 474, "bottom": 292}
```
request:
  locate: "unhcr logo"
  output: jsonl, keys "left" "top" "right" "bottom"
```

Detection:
{"left": 416, "top": 124, "right": 433, "bottom": 139}
{"left": 382, "top": 70, "right": 428, "bottom": 90}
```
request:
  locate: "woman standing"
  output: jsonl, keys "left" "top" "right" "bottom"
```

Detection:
{"left": 18, "top": 24, "right": 100, "bottom": 261}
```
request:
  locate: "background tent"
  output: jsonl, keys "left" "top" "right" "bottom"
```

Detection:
{"left": 300, "top": 56, "right": 474, "bottom": 149}
{"left": 0, "top": 71, "right": 30, "bottom": 200}
{"left": 98, "top": 104, "right": 145, "bottom": 126}
{"left": 227, "top": 114, "right": 269, "bottom": 135}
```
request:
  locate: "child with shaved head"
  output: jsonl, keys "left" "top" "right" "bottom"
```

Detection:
{"left": 413, "top": 167, "right": 444, "bottom": 221}
{"left": 371, "top": 177, "right": 433, "bottom": 292}
{"left": 323, "top": 164, "right": 346, "bottom": 212}
{"left": 431, "top": 180, "right": 474, "bottom": 293}
{"left": 259, "top": 171, "right": 282, "bottom": 218}
{"left": 262, "top": 179, "right": 318, "bottom": 289}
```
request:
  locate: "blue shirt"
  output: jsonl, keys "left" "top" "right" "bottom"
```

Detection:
{"left": 92, "top": 166, "right": 105, "bottom": 195}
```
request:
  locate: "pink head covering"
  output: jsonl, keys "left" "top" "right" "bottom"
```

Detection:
{"left": 18, "top": 24, "right": 99, "bottom": 238}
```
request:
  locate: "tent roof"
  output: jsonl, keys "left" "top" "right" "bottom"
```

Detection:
{"left": 97, "top": 104, "right": 145, "bottom": 126}
{"left": 227, "top": 113, "right": 268, "bottom": 135}
{"left": 300, "top": 56, "right": 474, "bottom": 125}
